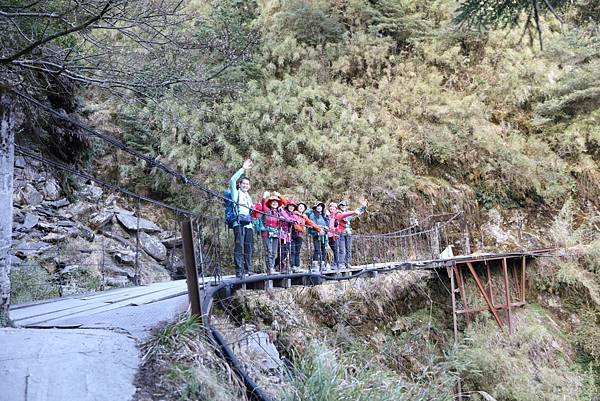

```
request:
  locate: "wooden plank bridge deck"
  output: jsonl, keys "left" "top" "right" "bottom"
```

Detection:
{"left": 10, "top": 248, "right": 555, "bottom": 334}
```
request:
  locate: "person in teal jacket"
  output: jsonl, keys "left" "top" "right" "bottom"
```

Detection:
{"left": 306, "top": 202, "right": 329, "bottom": 272}
{"left": 229, "top": 159, "right": 254, "bottom": 278}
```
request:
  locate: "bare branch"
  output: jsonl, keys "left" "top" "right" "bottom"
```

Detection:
{"left": 542, "top": 0, "right": 564, "bottom": 24}
{"left": 0, "top": 11, "right": 61, "bottom": 18}
{"left": 532, "top": 0, "right": 544, "bottom": 51}
{"left": 0, "top": 1, "right": 113, "bottom": 64}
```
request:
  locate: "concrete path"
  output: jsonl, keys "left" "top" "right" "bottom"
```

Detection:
{"left": 0, "top": 280, "right": 193, "bottom": 401}
{"left": 0, "top": 328, "right": 138, "bottom": 401}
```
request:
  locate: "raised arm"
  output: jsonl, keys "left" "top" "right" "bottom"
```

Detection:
{"left": 229, "top": 159, "right": 253, "bottom": 199}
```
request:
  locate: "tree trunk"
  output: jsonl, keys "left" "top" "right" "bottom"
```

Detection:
{"left": 0, "top": 91, "right": 15, "bottom": 326}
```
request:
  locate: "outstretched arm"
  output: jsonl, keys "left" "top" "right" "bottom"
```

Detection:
{"left": 229, "top": 159, "right": 253, "bottom": 198}
{"left": 304, "top": 216, "right": 324, "bottom": 233}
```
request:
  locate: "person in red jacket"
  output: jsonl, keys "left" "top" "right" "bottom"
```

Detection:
{"left": 255, "top": 193, "right": 283, "bottom": 275}
{"left": 289, "top": 200, "right": 323, "bottom": 272}
{"left": 275, "top": 196, "right": 296, "bottom": 272}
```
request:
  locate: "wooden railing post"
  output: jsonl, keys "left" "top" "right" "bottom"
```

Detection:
{"left": 181, "top": 219, "right": 201, "bottom": 317}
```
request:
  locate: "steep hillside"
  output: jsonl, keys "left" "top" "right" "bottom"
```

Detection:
{"left": 77, "top": 0, "right": 600, "bottom": 239}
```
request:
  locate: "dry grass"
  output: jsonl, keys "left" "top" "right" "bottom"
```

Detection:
{"left": 452, "top": 307, "right": 596, "bottom": 401}
{"left": 135, "top": 314, "right": 246, "bottom": 401}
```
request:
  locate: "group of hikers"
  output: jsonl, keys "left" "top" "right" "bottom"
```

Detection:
{"left": 228, "top": 159, "right": 368, "bottom": 278}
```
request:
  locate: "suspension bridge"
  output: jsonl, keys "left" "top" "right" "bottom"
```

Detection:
{"left": 3, "top": 94, "right": 561, "bottom": 401}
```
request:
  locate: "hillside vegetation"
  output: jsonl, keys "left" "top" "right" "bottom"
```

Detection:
{"left": 83, "top": 0, "right": 600, "bottom": 236}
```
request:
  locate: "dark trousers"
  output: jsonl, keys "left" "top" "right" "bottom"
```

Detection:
{"left": 312, "top": 236, "right": 327, "bottom": 265}
{"left": 338, "top": 233, "right": 353, "bottom": 266}
{"left": 233, "top": 225, "right": 253, "bottom": 276}
{"left": 291, "top": 234, "right": 304, "bottom": 267}
{"left": 262, "top": 236, "right": 279, "bottom": 272}
{"left": 328, "top": 237, "right": 339, "bottom": 267}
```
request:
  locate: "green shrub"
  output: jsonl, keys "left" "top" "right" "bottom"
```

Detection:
{"left": 451, "top": 308, "right": 592, "bottom": 401}
{"left": 10, "top": 266, "right": 59, "bottom": 304}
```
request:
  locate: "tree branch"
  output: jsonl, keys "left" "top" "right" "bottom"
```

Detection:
{"left": 0, "top": 1, "right": 113, "bottom": 64}
{"left": 532, "top": 0, "right": 543, "bottom": 51}
{"left": 542, "top": 0, "right": 564, "bottom": 24}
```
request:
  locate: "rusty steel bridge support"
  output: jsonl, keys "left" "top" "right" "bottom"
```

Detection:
{"left": 448, "top": 254, "right": 533, "bottom": 336}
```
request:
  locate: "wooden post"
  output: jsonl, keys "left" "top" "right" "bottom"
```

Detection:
{"left": 181, "top": 219, "right": 201, "bottom": 317}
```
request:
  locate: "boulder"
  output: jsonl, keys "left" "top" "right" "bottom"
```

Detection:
{"left": 139, "top": 232, "right": 167, "bottom": 261}
{"left": 37, "top": 221, "right": 55, "bottom": 232}
{"left": 78, "top": 184, "right": 103, "bottom": 201}
{"left": 66, "top": 201, "right": 96, "bottom": 220}
{"left": 109, "top": 206, "right": 134, "bottom": 216}
{"left": 89, "top": 211, "right": 114, "bottom": 230}
{"left": 138, "top": 258, "right": 171, "bottom": 284}
{"left": 18, "top": 213, "right": 39, "bottom": 231}
{"left": 56, "top": 220, "right": 75, "bottom": 227}
{"left": 60, "top": 265, "right": 82, "bottom": 274}
{"left": 111, "top": 250, "right": 136, "bottom": 266}
{"left": 105, "top": 276, "right": 131, "bottom": 287}
{"left": 41, "top": 233, "right": 67, "bottom": 243}
{"left": 64, "top": 226, "right": 81, "bottom": 237}
{"left": 14, "top": 241, "right": 52, "bottom": 257}
{"left": 35, "top": 206, "right": 57, "bottom": 218}
{"left": 42, "top": 179, "right": 61, "bottom": 200}
{"left": 14, "top": 155, "right": 26, "bottom": 169}
{"left": 116, "top": 213, "right": 161, "bottom": 233}
{"left": 47, "top": 198, "right": 70, "bottom": 208}
{"left": 233, "top": 330, "right": 283, "bottom": 371}
{"left": 102, "top": 263, "right": 135, "bottom": 279}
{"left": 13, "top": 209, "right": 24, "bottom": 222}
{"left": 29, "top": 229, "right": 44, "bottom": 239}
{"left": 78, "top": 224, "right": 95, "bottom": 241}
{"left": 22, "top": 183, "right": 43, "bottom": 206}
{"left": 161, "top": 236, "right": 182, "bottom": 248}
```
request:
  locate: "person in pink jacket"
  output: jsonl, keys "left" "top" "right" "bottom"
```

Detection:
{"left": 328, "top": 199, "right": 368, "bottom": 270}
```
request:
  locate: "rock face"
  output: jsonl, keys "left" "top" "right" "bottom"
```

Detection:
{"left": 116, "top": 213, "right": 162, "bottom": 233}
{"left": 10, "top": 155, "right": 184, "bottom": 299}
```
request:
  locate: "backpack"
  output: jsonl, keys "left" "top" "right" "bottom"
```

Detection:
{"left": 224, "top": 189, "right": 238, "bottom": 228}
